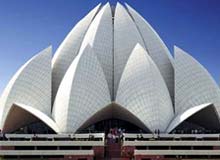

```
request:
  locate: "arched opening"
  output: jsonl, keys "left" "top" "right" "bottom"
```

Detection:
{"left": 170, "top": 104, "right": 220, "bottom": 134}
{"left": 12, "top": 121, "right": 55, "bottom": 134}
{"left": 76, "top": 103, "right": 150, "bottom": 133}
{"left": 3, "top": 103, "right": 58, "bottom": 133}
{"left": 78, "top": 118, "right": 146, "bottom": 134}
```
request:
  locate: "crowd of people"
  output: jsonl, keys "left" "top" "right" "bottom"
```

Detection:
{"left": 107, "top": 127, "right": 125, "bottom": 143}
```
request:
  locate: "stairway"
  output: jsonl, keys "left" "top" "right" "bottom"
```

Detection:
{"left": 105, "top": 140, "right": 122, "bottom": 159}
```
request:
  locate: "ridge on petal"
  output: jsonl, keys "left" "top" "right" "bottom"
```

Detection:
{"left": 116, "top": 43, "right": 174, "bottom": 132}
{"left": 77, "top": 3, "right": 113, "bottom": 99}
{"left": 52, "top": 44, "right": 111, "bottom": 133}
{"left": 51, "top": 3, "right": 101, "bottom": 103}
{"left": 125, "top": 3, "right": 174, "bottom": 103}
{"left": 114, "top": 2, "right": 145, "bottom": 98}
{"left": 174, "top": 46, "right": 220, "bottom": 116}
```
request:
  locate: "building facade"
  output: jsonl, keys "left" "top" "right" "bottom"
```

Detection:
{"left": 0, "top": 2, "right": 220, "bottom": 135}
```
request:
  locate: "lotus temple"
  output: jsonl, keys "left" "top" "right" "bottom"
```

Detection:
{"left": 1, "top": 2, "right": 220, "bottom": 160}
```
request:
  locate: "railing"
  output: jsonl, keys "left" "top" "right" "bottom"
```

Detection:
{"left": 0, "top": 141, "right": 104, "bottom": 146}
{"left": 123, "top": 133, "right": 220, "bottom": 141}
{"left": 0, "top": 133, "right": 105, "bottom": 141}
{"left": 122, "top": 133, "right": 220, "bottom": 158}
{"left": 0, "top": 150, "right": 94, "bottom": 156}
{"left": 0, "top": 133, "right": 105, "bottom": 157}
{"left": 134, "top": 150, "right": 220, "bottom": 155}
{"left": 123, "top": 140, "right": 220, "bottom": 146}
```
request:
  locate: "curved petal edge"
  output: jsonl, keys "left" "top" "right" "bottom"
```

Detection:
{"left": 125, "top": 3, "right": 174, "bottom": 102}
{"left": 3, "top": 103, "right": 59, "bottom": 133}
{"left": 0, "top": 46, "right": 52, "bottom": 128}
{"left": 52, "top": 44, "right": 111, "bottom": 133}
{"left": 52, "top": 3, "right": 101, "bottom": 102}
{"left": 174, "top": 46, "right": 220, "bottom": 115}
{"left": 166, "top": 103, "right": 220, "bottom": 133}
{"left": 116, "top": 43, "right": 174, "bottom": 132}
{"left": 78, "top": 3, "right": 113, "bottom": 99}
{"left": 114, "top": 2, "right": 145, "bottom": 98}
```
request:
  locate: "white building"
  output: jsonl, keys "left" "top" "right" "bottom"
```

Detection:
{"left": 1, "top": 2, "right": 220, "bottom": 134}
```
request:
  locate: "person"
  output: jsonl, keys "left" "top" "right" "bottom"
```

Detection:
{"left": 32, "top": 132, "right": 37, "bottom": 141}
{"left": 157, "top": 129, "right": 160, "bottom": 139}
{"left": 107, "top": 132, "right": 112, "bottom": 139}
{"left": 0, "top": 129, "right": 2, "bottom": 140}
{"left": 154, "top": 129, "right": 157, "bottom": 135}
{"left": 0, "top": 130, "right": 7, "bottom": 141}
{"left": 113, "top": 127, "right": 117, "bottom": 136}
{"left": 118, "top": 128, "right": 122, "bottom": 136}
{"left": 89, "top": 134, "right": 94, "bottom": 140}
{"left": 120, "top": 132, "right": 124, "bottom": 142}
{"left": 118, "top": 128, "right": 123, "bottom": 142}
{"left": 137, "top": 134, "right": 140, "bottom": 140}
{"left": 2, "top": 132, "right": 7, "bottom": 141}
{"left": 139, "top": 129, "right": 143, "bottom": 139}
{"left": 195, "top": 129, "right": 198, "bottom": 134}
{"left": 152, "top": 131, "right": 155, "bottom": 139}
{"left": 110, "top": 128, "right": 113, "bottom": 135}
{"left": 107, "top": 130, "right": 113, "bottom": 143}
{"left": 112, "top": 133, "right": 116, "bottom": 143}
{"left": 70, "top": 133, "right": 75, "bottom": 140}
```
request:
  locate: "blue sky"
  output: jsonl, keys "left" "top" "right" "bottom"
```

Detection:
{"left": 0, "top": 0, "right": 220, "bottom": 94}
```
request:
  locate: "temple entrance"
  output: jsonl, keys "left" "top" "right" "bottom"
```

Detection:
{"left": 80, "top": 118, "right": 145, "bottom": 159}
{"left": 12, "top": 121, "right": 56, "bottom": 134}
{"left": 78, "top": 118, "right": 147, "bottom": 134}
{"left": 170, "top": 104, "right": 220, "bottom": 134}
{"left": 76, "top": 103, "right": 151, "bottom": 134}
